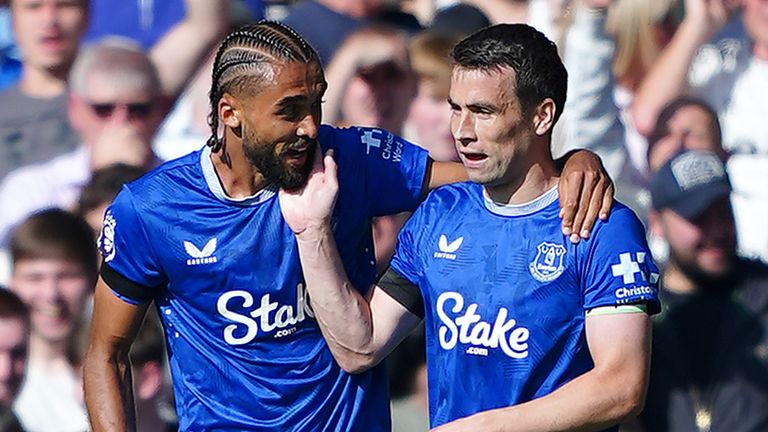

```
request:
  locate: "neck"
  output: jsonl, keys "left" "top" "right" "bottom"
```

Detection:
{"left": 210, "top": 133, "right": 269, "bottom": 199}
{"left": 19, "top": 64, "right": 70, "bottom": 98}
{"left": 484, "top": 146, "right": 559, "bottom": 205}
{"left": 28, "top": 334, "right": 70, "bottom": 366}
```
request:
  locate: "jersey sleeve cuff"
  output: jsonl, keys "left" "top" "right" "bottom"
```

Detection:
{"left": 100, "top": 262, "right": 156, "bottom": 304}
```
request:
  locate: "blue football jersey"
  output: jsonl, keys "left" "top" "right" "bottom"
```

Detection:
{"left": 98, "top": 125, "right": 428, "bottom": 431}
{"left": 390, "top": 182, "right": 660, "bottom": 429}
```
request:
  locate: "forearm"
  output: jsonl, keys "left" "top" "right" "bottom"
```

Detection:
{"left": 632, "top": 20, "right": 708, "bottom": 135}
{"left": 150, "top": 0, "right": 228, "bottom": 102}
{"left": 561, "top": 5, "right": 625, "bottom": 172}
{"left": 84, "top": 347, "right": 136, "bottom": 432}
{"left": 295, "top": 224, "right": 378, "bottom": 372}
{"left": 451, "top": 368, "right": 645, "bottom": 432}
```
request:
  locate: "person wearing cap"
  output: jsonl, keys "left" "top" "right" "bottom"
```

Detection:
{"left": 637, "top": 149, "right": 768, "bottom": 431}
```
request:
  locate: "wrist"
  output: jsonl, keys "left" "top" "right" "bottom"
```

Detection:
{"left": 295, "top": 221, "right": 334, "bottom": 243}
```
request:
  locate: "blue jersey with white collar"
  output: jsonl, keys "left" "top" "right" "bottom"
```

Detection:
{"left": 390, "top": 182, "right": 660, "bottom": 428}
{"left": 98, "top": 125, "right": 428, "bottom": 431}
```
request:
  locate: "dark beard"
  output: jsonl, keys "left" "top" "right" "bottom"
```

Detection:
{"left": 670, "top": 249, "right": 737, "bottom": 292}
{"left": 243, "top": 137, "right": 317, "bottom": 191}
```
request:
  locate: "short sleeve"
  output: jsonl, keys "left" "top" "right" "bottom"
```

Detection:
{"left": 389, "top": 204, "right": 427, "bottom": 285}
{"left": 98, "top": 186, "right": 166, "bottom": 304}
{"left": 324, "top": 126, "right": 429, "bottom": 217}
{"left": 580, "top": 205, "right": 661, "bottom": 315}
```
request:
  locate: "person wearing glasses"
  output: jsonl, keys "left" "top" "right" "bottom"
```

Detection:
{"left": 0, "top": 38, "right": 163, "bottom": 245}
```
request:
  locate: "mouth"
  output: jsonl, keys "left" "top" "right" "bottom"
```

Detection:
{"left": 40, "top": 34, "right": 65, "bottom": 50}
{"left": 460, "top": 151, "right": 488, "bottom": 167}
{"left": 282, "top": 144, "right": 312, "bottom": 166}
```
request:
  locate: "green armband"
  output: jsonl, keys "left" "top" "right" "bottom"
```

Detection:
{"left": 585, "top": 304, "right": 648, "bottom": 317}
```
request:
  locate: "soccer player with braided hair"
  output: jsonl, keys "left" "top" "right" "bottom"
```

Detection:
{"left": 84, "top": 21, "right": 613, "bottom": 431}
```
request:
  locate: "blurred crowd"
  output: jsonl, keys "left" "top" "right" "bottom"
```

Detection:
{"left": 0, "top": 0, "right": 767, "bottom": 431}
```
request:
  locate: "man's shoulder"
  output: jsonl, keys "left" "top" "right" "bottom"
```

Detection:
{"left": 122, "top": 150, "right": 203, "bottom": 199}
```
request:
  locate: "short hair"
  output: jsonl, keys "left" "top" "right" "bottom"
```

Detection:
{"left": 409, "top": 31, "right": 460, "bottom": 99}
{"left": 207, "top": 21, "right": 320, "bottom": 152}
{"left": 0, "top": 288, "right": 29, "bottom": 328}
{"left": 452, "top": 24, "right": 568, "bottom": 125}
{"left": 77, "top": 164, "right": 146, "bottom": 214}
{"left": 69, "top": 36, "right": 160, "bottom": 97}
{"left": 646, "top": 96, "right": 723, "bottom": 159}
{"left": 10, "top": 209, "right": 97, "bottom": 280}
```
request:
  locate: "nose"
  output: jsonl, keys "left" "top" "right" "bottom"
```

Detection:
{"left": 297, "top": 113, "right": 319, "bottom": 140}
{"left": 41, "top": 3, "right": 59, "bottom": 28}
{"left": 452, "top": 110, "right": 476, "bottom": 147}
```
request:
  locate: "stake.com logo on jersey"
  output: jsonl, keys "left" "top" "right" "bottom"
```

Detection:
{"left": 436, "top": 291, "right": 530, "bottom": 358}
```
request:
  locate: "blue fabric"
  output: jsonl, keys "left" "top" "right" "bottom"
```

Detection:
{"left": 390, "top": 183, "right": 660, "bottom": 429}
{"left": 0, "top": 7, "right": 21, "bottom": 90}
{"left": 98, "top": 124, "right": 428, "bottom": 431}
{"left": 282, "top": 0, "right": 366, "bottom": 65}
{"left": 84, "top": 0, "right": 265, "bottom": 49}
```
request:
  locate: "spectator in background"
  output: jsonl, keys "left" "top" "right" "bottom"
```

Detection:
{"left": 84, "top": 0, "right": 262, "bottom": 48}
{"left": 404, "top": 30, "right": 461, "bottom": 163}
{"left": 282, "top": 0, "right": 380, "bottom": 65}
{"left": 130, "top": 311, "right": 177, "bottom": 432}
{"left": 388, "top": 324, "right": 428, "bottom": 432}
{"left": 9, "top": 209, "right": 96, "bottom": 432}
{"left": 639, "top": 150, "right": 768, "bottom": 431}
{"left": 0, "top": 0, "right": 87, "bottom": 179}
{"left": 645, "top": 97, "right": 727, "bottom": 172}
{"left": 556, "top": 0, "right": 680, "bottom": 224}
{"left": 428, "top": 3, "right": 490, "bottom": 37}
{"left": 0, "top": 0, "right": 22, "bottom": 91}
{"left": 0, "top": 38, "right": 163, "bottom": 245}
{"left": 462, "top": 0, "right": 568, "bottom": 40}
{"left": 633, "top": 0, "right": 768, "bottom": 260}
{"left": 0, "top": 0, "right": 227, "bottom": 180}
{"left": 0, "top": 289, "right": 28, "bottom": 432}
{"left": 323, "top": 24, "right": 417, "bottom": 272}
{"left": 324, "top": 25, "right": 416, "bottom": 137}
{"left": 77, "top": 164, "right": 147, "bottom": 236}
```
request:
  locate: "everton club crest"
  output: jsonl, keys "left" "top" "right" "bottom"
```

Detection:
{"left": 529, "top": 242, "right": 566, "bottom": 282}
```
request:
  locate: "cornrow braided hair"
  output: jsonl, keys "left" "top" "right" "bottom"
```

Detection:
{"left": 207, "top": 20, "right": 319, "bottom": 151}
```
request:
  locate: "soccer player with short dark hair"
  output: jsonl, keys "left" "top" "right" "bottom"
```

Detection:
{"left": 84, "top": 21, "right": 613, "bottom": 431}
{"left": 283, "top": 24, "right": 660, "bottom": 431}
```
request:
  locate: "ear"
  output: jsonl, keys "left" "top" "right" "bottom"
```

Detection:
{"left": 219, "top": 93, "right": 241, "bottom": 129}
{"left": 532, "top": 98, "right": 556, "bottom": 136}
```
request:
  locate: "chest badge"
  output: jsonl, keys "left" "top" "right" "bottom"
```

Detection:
{"left": 529, "top": 242, "right": 566, "bottom": 282}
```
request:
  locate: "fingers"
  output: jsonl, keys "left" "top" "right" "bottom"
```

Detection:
{"left": 600, "top": 182, "right": 614, "bottom": 220}
{"left": 577, "top": 178, "right": 607, "bottom": 239}
{"left": 569, "top": 171, "right": 598, "bottom": 243}
{"left": 559, "top": 171, "right": 582, "bottom": 237}
{"left": 324, "top": 149, "right": 338, "bottom": 188}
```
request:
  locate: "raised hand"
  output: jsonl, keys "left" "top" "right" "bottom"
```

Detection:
{"left": 279, "top": 147, "right": 339, "bottom": 237}
{"left": 683, "top": 0, "right": 739, "bottom": 38}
